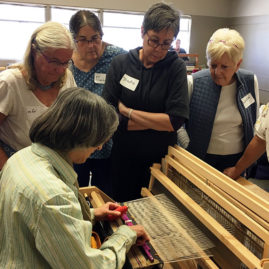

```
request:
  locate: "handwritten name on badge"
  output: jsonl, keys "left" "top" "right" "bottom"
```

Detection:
{"left": 94, "top": 73, "right": 106, "bottom": 84}
{"left": 241, "top": 93, "right": 255, "bottom": 109}
{"left": 27, "top": 106, "right": 43, "bottom": 121}
{"left": 27, "top": 107, "right": 37, "bottom": 114}
{"left": 120, "top": 74, "right": 139, "bottom": 91}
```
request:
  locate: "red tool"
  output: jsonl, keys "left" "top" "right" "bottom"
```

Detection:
{"left": 107, "top": 205, "right": 128, "bottom": 221}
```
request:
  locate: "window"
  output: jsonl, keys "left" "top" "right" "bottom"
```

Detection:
{"left": 51, "top": 6, "right": 97, "bottom": 28}
{"left": 0, "top": 3, "right": 45, "bottom": 62}
{"left": 103, "top": 11, "right": 144, "bottom": 50}
{"left": 0, "top": 3, "right": 192, "bottom": 63}
{"left": 103, "top": 12, "right": 192, "bottom": 52}
{"left": 172, "top": 15, "right": 192, "bottom": 53}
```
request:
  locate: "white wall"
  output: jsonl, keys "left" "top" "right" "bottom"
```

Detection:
{"left": 2, "top": 0, "right": 231, "bottom": 17}
{"left": 228, "top": 0, "right": 269, "bottom": 102}
{"left": 230, "top": 0, "right": 269, "bottom": 17}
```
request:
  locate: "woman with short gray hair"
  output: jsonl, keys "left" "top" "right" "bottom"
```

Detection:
{"left": 0, "top": 87, "right": 149, "bottom": 268}
{"left": 102, "top": 2, "right": 189, "bottom": 202}
{"left": 0, "top": 21, "right": 76, "bottom": 169}
{"left": 142, "top": 2, "right": 179, "bottom": 37}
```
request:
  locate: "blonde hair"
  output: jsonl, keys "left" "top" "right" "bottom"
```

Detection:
{"left": 206, "top": 28, "right": 245, "bottom": 66}
{"left": 22, "top": 21, "right": 75, "bottom": 90}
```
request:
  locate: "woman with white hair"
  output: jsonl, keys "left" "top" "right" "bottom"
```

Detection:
{"left": 0, "top": 21, "right": 76, "bottom": 169}
{"left": 186, "top": 28, "right": 259, "bottom": 175}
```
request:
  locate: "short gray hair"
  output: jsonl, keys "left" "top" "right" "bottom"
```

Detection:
{"left": 23, "top": 21, "right": 74, "bottom": 90}
{"left": 69, "top": 10, "right": 103, "bottom": 39}
{"left": 206, "top": 28, "right": 245, "bottom": 65}
{"left": 142, "top": 2, "right": 180, "bottom": 38}
{"left": 30, "top": 87, "right": 119, "bottom": 152}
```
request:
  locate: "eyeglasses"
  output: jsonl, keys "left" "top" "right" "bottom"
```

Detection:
{"left": 38, "top": 50, "right": 71, "bottom": 68}
{"left": 75, "top": 35, "right": 102, "bottom": 46}
{"left": 146, "top": 34, "right": 173, "bottom": 50}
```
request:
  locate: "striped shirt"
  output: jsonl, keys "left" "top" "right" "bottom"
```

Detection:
{"left": 255, "top": 104, "right": 269, "bottom": 161}
{"left": 0, "top": 143, "right": 136, "bottom": 268}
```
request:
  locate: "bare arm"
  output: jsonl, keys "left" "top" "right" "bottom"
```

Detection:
{"left": 118, "top": 102, "right": 174, "bottom": 132}
{"left": 0, "top": 112, "right": 8, "bottom": 169}
{"left": 223, "top": 135, "right": 266, "bottom": 179}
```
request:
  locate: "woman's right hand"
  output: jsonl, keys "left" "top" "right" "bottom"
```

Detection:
{"left": 129, "top": 225, "right": 150, "bottom": 246}
{"left": 0, "top": 148, "right": 8, "bottom": 170}
{"left": 0, "top": 113, "right": 8, "bottom": 170}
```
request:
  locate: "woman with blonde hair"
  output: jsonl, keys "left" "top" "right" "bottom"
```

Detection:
{"left": 186, "top": 28, "right": 259, "bottom": 175}
{"left": 0, "top": 21, "right": 76, "bottom": 169}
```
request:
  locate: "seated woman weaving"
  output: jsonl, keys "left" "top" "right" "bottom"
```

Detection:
{"left": 0, "top": 87, "right": 149, "bottom": 269}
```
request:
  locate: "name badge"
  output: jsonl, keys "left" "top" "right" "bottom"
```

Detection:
{"left": 26, "top": 106, "right": 45, "bottom": 121}
{"left": 94, "top": 73, "right": 106, "bottom": 84}
{"left": 241, "top": 93, "right": 255, "bottom": 109}
{"left": 120, "top": 74, "right": 139, "bottom": 91}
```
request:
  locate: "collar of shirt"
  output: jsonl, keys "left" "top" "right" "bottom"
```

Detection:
{"left": 31, "top": 143, "right": 77, "bottom": 186}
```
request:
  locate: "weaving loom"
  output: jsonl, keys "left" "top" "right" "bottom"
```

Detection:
{"left": 80, "top": 145, "right": 269, "bottom": 269}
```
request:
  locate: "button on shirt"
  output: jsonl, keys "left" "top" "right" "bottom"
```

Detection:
{"left": 0, "top": 143, "right": 136, "bottom": 268}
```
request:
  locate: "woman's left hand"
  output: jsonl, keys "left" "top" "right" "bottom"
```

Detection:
{"left": 118, "top": 101, "right": 128, "bottom": 116}
{"left": 94, "top": 202, "right": 121, "bottom": 221}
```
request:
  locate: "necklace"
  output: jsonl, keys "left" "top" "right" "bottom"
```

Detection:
{"left": 37, "top": 82, "right": 54, "bottom": 91}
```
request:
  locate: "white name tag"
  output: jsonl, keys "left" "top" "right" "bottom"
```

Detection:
{"left": 26, "top": 106, "right": 45, "bottom": 121}
{"left": 241, "top": 93, "right": 255, "bottom": 109}
{"left": 94, "top": 73, "right": 106, "bottom": 84}
{"left": 120, "top": 74, "right": 139, "bottom": 91}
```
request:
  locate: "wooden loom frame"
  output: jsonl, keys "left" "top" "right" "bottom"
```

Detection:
{"left": 78, "top": 146, "right": 269, "bottom": 269}
{"left": 144, "top": 145, "right": 269, "bottom": 269}
{"left": 79, "top": 186, "right": 161, "bottom": 269}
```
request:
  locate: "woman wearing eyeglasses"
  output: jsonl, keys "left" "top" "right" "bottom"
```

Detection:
{"left": 0, "top": 21, "right": 76, "bottom": 170}
{"left": 69, "top": 11, "right": 126, "bottom": 191}
{"left": 102, "top": 3, "right": 189, "bottom": 202}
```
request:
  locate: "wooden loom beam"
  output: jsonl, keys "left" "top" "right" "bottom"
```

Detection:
{"left": 170, "top": 146, "right": 269, "bottom": 222}
{"left": 150, "top": 167, "right": 262, "bottom": 269}
{"left": 173, "top": 145, "right": 269, "bottom": 203}
{"left": 165, "top": 155, "right": 269, "bottom": 244}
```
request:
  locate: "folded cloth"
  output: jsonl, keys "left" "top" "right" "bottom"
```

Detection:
{"left": 177, "top": 127, "right": 190, "bottom": 149}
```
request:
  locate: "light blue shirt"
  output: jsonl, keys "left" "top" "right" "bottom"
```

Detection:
{"left": 0, "top": 143, "right": 136, "bottom": 268}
